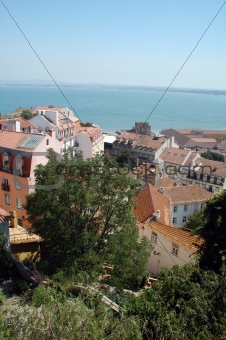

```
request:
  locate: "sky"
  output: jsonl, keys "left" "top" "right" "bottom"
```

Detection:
{"left": 0, "top": 0, "right": 226, "bottom": 89}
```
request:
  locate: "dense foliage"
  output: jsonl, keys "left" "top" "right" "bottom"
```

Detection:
{"left": 201, "top": 150, "right": 224, "bottom": 162}
{"left": 1, "top": 265, "right": 225, "bottom": 339}
{"left": 20, "top": 109, "right": 35, "bottom": 120}
{"left": 0, "top": 232, "right": 14, "bottom": 279}
{"left": 185, "top": 210, "right": 205, "bottom": 230}
{"left": 194, "top": 190, "right": 226, "bottom": 273}
{"left": 112, "top": 265, "right": 226, "bottom": 339}
{"left": 24, "top": 152, "right": 151, "bottom": 286}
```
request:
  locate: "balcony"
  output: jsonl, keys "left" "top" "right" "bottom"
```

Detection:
{"left": 0, "top": 166, "right": 12, "bottom": 174}
{"left": 1, "top": 183, "right": 10, "bottom": 191}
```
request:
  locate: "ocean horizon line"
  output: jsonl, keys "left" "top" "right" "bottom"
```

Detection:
{"left": 0, "top": 82, "right": 226, "bottom": 96}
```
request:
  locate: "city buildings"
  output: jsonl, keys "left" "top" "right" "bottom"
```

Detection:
{"left": 0, "top": 129, "right": 55, "bottom": 227}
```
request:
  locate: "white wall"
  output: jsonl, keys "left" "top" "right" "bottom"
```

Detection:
{"left": 139, "top": 224, "right": 196, "bottom": 275}
{"left": 29, "top": 115, "right": 54, "bottom": 134}
{"left": 171, "top": 202, "right": 203, "bottom": 226}
{"left": 44, "top": 110, "right": 58, "bottom": 125}
{"left": 76, "top": 133, "right": 92, "bottom": 159}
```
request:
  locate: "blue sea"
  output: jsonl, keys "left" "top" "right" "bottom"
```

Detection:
{"left": 0, "top": 85, "right": 226, "bottom": 133}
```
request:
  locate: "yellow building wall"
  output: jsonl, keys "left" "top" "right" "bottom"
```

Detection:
{"left": 11, "top": 242, "right": 41, "bottom": 262}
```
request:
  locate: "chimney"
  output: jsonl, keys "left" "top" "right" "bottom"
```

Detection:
{"left": 8, "top": 120, "right": 21, "bottom": 132}
{"left": 170, "top": 136, "right": 175, "bottom": 147}
{"left": 10, "top": 210, "right": 18, "bottom": 228}
{"left": 153, "top": 210, "right": 161, "bottom": 222}
{"left": 158, "top": 187, "right": 164, "bottom": 194}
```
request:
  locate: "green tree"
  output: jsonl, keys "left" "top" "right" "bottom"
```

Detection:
{"left": 80, "top": 122, "right": 93, "bottom": 127}
{"left": 184, "top": 210, "right": 205, "bottom": 230}
{"left": 21, "top": 109, "right": 34, "bottom": 120}
{"left": 116, "top": 150, "right": 131, "bottom": 166}
{"left": 116, "top": 265, "right": 226, "bottom": 339}
{"left": 201, "top": 151, "right": 224, "bottom": 162}
{"left": 24, "top": 151, "right": 151, "bottom": 286}
{"left": 195, "top": 190, "right": 226, "bottom": 273}
{"left": 0, "top": 231, "right": 14, "bottom": 279}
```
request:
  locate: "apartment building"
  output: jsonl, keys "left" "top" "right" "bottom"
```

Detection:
{"left": 0, "top": 129, "right": 55, "bottom": 227}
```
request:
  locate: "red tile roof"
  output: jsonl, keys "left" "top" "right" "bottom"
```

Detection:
{"left": 79, "top": 126, "right": 104, "bottom": 144}
{"left": 194, "top": 157, "right": 226, "bottom": 177}
{"left": 118, "top": 131, "right": 165, "bottom": 150}
{"left": 9, "top": 227, "right": 42, "bottom": 244}
{"left": 35, "top": 106, "right": 64, "bottom": 112}
{"left": 0, "top": 130, "right": 43, "bottom": 151}
{"left": 163, "top": 185, "right": 213, "bottom": 204}
{"left": 160, "top": 147, "right": 190, "bottom": 165}
{"left": 133, "top": 183, "right": 171, "bottom": 226}
{"left": 145, "top": 220, "right": 203, "bottom": 251}
{"left": 155, "top": 177, "right": 177, "bottom": 188}
{"left": 0, "top": 117, "right": 36, "bottom": 129}
{"left": 0, "top": 208, "right": 11, "bottom": 223}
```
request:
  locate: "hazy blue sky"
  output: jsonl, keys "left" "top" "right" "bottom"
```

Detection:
{"left": 1, "top": 0, "right": 226, "bottom": 89}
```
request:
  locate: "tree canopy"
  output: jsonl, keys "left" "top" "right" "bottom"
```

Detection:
{"left": 201, "top": 150, "right": 224, "bottom": 162}
{"left": 24, "top": 151, "right": 151, "bottom": 286}
{"left": 194, "top": 190, "right": 226, "bottom": 273}
{"left": 20, "top": 109, "right": 35, "bottom": 120}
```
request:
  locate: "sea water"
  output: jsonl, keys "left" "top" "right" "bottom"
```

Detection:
{"left": 0, "top": 85, "right": 226, "bottom": 133}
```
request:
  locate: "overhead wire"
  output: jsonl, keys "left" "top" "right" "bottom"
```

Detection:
{"left": 1, "top": 1, "right": 104, "bottom": 154}
{"left": 143, "top": 0, "right": 226, "bottom": 123}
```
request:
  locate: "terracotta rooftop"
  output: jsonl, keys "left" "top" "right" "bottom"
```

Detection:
{"left": 0, "top": 130, "right": 44, "bottom": 151}
{"left": 0, "top": 208, "right": 11, "bottom": 223}
{"left": 79, "top": 126, "right": 104, "bottom": 143}
{"left": 35, "top": 106, "right": 64, "bottom": 112}
{"left": 194, "top": 157, "right": 226, "bottom": 177}
{"left": 145, "top": 220, "right": 203, "bottom": 251}
{"left": 176, "top": 129, "right": 226, "bottom": 136}
{"left": 0, "top": 117, "right": 36, "bottom": 129}
{"left": 190, "top": 137, "right": 217, "bottom": 143}
{"left": 118, "top": 131, "right": 165, "bottom": 150}
{"left": 161, "top": 129, "right": 190, "bottom": 147}
{"left": 9, "top": 227, "right": 42, "bottom": 244}
{"left": 163, "top": 185, "right": 213, "bottom": 204}
{"left": 184, "top": 139, "right": 217, "bottom": 149}
{"left": 155, "top": 177, "right": 177, "bottom": 188}
{"left": 160, "top": 147, "right": 190, "bottom": 165}
{"left": 184, "top": 152, "right": 199, "bottom": 166}
{"left": 133, "top": 183, "right": 171, "bottom": 226}
{"left": 119, "top": 131, "right": 140, "bottom": 141}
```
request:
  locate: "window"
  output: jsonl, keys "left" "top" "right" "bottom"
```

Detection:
{"left": 3, "top": 153, "right": 9, "bottom": 168}
{"left": 172, "top": 243, "right": 179, "bottom": 256}
{"left": 151, "top": 232, "right": 157, "bottom": 244}
{"left": 2, "top": 178, "right": 9, "bottom": 191}
{"left": 173, "top": 206, "right": 177, "bottom": 213}
{"left": 184, "top": 204, "right": 188, "bottom": 212}
{"left": 173, "top": 153, "right": 177, "bottom": 156}
{"left": 194, "top": 203, "right": 199, "bottom": 212}
{"left": 183, "top": 216, "right": 187, "bottom": 223}
{"left": 4, "top": 193, "right": 10, "bottom": 206}
{"left": 173, "top": 217, "right": 177, "bottom": 224}
{"left": 15, "top": 180, "right": 21, "bottom": 190}
{"left": 46, "top": 139, "right": 49, "bottom": 145}
{"left": 18, "top": 218, "right": 23, "bottom": 227}
{"left": 15, "top": 155, "right": 23, "bottom": 173}
{"left": 16, "top": 197, "right": 23, "bottom": 210}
